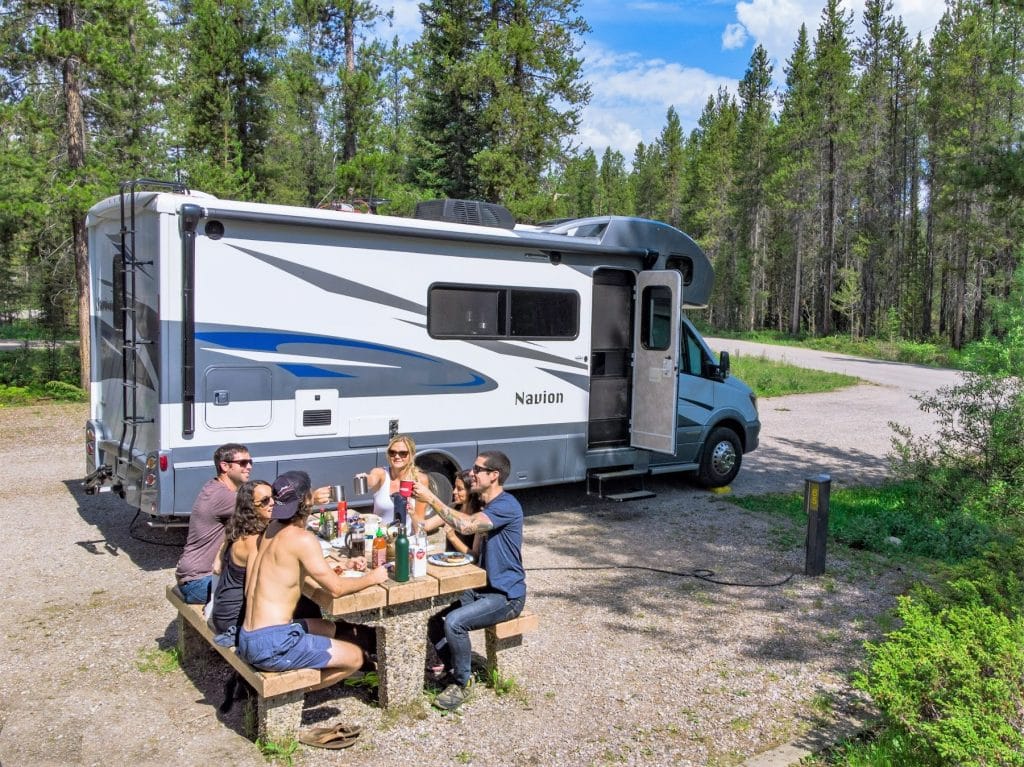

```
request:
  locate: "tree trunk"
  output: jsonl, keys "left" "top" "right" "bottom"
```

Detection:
{"left": 61, "top": 1, "right": 90, "bottom": 390}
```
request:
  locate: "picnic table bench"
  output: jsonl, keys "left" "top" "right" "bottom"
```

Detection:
{"left": 167, "top": 585, "right": 322, "bottom": 740}
{"left": 168, "top": 561, "right": 539, "bottom": 739}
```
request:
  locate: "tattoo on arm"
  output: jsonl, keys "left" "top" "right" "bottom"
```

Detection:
{"left": 431, "top": 502, "right": 494, "bottom": 536}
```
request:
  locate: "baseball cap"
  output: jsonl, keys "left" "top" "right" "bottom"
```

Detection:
{"left": 271, "top": 471, "right": 311, "bottom": 520}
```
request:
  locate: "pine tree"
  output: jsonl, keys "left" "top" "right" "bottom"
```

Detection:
{"left": 171, "top": 0, "right": 280, "bottom": 198}
{"left": 810, "top": 0, "right": 855, "bottom": 336}
{"left": 597, "top": 147, "right": 631, "bottom": 214}
{"left": 768, "top": 25, "right": 817, "bottom": 335}
{"left": 733, "top": 44, "right": 774, "bottom": 330}
{"left": 685, "top": 88, "right": 739, "bottom": 327}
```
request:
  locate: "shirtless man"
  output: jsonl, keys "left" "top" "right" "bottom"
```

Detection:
{"left": 238, "top": 471, "right": 387, "bottom": 687}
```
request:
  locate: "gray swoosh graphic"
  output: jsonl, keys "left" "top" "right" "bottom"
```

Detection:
{"left": 230, "top": 244, "right": 426, "bottom": 315}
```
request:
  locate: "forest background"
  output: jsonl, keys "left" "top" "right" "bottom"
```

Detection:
{"left": 2, "top": 0, "right": 1024, "bottom": 390}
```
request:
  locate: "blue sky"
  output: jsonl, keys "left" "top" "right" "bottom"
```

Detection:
{"left": 385, "top": 0, "right": 946, "bottom": 161}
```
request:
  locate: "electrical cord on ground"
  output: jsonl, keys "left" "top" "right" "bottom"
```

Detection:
{"left": 127, "top": 509, "right": 185, "bottom": 547}
{"left": 526, "top": 565, "right": 795, "bottom": 588}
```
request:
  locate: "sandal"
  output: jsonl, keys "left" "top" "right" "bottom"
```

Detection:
{"left": 298, "top": 722, "right": 362, "bottom": 748}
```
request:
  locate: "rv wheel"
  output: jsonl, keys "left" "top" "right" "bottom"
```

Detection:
{"left": 697, "top": 427, "right": 741, "bottom": 488}
{"left": 427, "top": 471, "right": 453, "bottom": 508}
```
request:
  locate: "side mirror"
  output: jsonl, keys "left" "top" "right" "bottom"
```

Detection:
{"left": 718, "top": 351, "right": 730, "bottom": 379}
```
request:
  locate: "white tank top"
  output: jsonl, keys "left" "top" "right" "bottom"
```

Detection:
{"left": 372, "top": 467, "right": 395, "bottom": 524}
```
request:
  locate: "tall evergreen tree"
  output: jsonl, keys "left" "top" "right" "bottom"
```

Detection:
{"left": 597, "top": 146, "right": 631, "bottom": 214}
{"left": 733, "top": 44, "right": 774, "bottom": 330}
{"left": 810, "top": 0, "right": 855, "bottom": 335}
{"left": 2, "top": 0, "right": 168, "bottom": 386}
{"left": 768, "top": 25, "right": 817, "bottom": 334}
{"left": 685, "top": 88, "right": 740, "bottom": 326}
{"left": 172, "top": 0, "right": 280, "bottom": 198}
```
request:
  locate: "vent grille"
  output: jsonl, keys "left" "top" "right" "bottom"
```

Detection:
{"left": 414, "top": 199, "right": 515, "bottom": 229}
{"left": 303, "top": 409, "right": 332, "bottom": 427}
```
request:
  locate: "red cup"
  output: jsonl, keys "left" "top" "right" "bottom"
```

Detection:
{"left": 399, "top": 480, "right": 414, "bottom": 498}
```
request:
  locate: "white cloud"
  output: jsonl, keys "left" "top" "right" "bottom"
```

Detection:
{"left": 384, "top": 0, "right": 422, "bottom": 44}
{"left": 722, "top": 22, "right": 749, "bottom": 51}
{"left": 580, "top": 43, "right": 737, "bottom": 161}
{"left": 732, "top": 0, "right": 946, "bottom": 65}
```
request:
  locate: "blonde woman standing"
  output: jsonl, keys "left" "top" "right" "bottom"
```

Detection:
{"left": 358, "top": 434, "right": 429, "bottom": 528}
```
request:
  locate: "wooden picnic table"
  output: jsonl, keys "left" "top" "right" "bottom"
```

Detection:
{"left": 303, "top": 556, "right": 486, "bottom": 707}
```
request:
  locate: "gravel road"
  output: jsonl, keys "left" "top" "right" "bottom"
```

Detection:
{"left": 0, "top": 345, "right": 958, "bottom": 767}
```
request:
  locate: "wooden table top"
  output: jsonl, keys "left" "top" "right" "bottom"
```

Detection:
{"left": 304, "top": 555, "right": 486, "bottom": 617}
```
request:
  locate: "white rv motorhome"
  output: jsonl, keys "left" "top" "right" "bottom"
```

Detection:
{"left": 84, "top": 180, "right": 759, "bottom": 520}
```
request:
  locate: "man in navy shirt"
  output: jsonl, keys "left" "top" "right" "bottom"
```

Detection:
{"left": 414, "top": 450, "right": 526, "bottom": 710}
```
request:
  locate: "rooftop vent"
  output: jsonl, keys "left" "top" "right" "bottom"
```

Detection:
{"left": 414, "top": 199, "right": 515, "bottom": 230}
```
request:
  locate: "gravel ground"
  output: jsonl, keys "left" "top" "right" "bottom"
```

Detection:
{"left": 0, "top": 349, "right": 955, "bottom": 766}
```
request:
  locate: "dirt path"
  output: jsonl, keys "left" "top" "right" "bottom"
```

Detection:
{"left": 0, "top": 349, "right": 949, "bottom": 765}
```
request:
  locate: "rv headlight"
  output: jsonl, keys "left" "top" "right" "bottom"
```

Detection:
{"left": 86, "top": 425, "right": 96, "bottom": 456}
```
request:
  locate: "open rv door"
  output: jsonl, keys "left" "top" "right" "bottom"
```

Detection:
{"left": 630, "top": 270, "right": 681, "bottom": 455}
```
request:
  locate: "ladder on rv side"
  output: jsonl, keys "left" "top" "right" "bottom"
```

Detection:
{"left": 114, "top": 179, "right": 186, "bottom": 475}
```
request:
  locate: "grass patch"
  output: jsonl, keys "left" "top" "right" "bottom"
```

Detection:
{"left": 727, "top": 353, "right": 860, "bottom": 397}
{"left": 136, "top": 646, "right": 181, "bottom": 674}
{"left": 729, "top": 480, "right": 999, "bottom": 565}
{"left": 256, "top": 736, "right": 299, "bottom": 765}
{"left": 700, "top": 327, "right": 965, "bottom": 369}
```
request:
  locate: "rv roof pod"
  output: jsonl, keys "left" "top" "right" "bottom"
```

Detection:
{"left": 83, "top": 182, "right": 758, "bottom": 519}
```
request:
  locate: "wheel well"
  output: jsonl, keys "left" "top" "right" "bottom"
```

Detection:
{"left": 708, "top": 419, "right": 745, "bottom": 450}
{"left": 415, "top": 451, "right": 460, "bottom": 485}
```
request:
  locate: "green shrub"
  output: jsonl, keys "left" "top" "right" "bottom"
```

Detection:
{"left": 855, "top": 596, "right": 1024, "bottom": 766}
{"left": 42, "top": 380, "right": 87, "bottom": 402}
{"left": 0, "top": 385, "right": 33, "bottom": 406}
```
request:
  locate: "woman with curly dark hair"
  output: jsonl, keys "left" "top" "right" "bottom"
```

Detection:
{"left": 209, "top": 480, "right": 274, "bottom": 643}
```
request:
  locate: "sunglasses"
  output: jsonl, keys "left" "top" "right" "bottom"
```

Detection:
{"left": 471, "top": 464, "right": 496, "bottom": 474}
{"left": 226, "top": 458, "right": 253, "bottom": 468}
{"left": 253, "top": 495, "right": 274, "bottom": 508}
{"left": 388, "top": 449, "right": 410, "bottom": 458}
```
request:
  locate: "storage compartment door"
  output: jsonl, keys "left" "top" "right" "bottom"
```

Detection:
{"left": 204, "top": 366, "right": 272, "bottom": 429}
{"left": 630, "top": 271, "right": 680, "bottom": 454}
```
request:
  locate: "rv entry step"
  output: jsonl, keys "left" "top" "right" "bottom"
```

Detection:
{"left": 587, "top": 468, "right": 656, "bottom": 502}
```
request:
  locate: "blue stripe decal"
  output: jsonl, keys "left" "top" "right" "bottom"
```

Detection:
{"left": 196, "top": 331, "right": 434, "bottom": 361}
{"left": 279, "top": 364, "right": 356, "bottom": 378}
{"left": 194, "top": 326, "right": 499, "bottom": 395}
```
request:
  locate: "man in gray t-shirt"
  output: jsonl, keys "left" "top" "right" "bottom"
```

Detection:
{"left": 175, "top": 443, "right": 251, "bottom": 604}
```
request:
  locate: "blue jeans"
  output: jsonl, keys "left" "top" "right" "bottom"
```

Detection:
{"left": 436, "top": 590, "right": 525, "bottom": 686}
{"left": 179, "top": 575, "right": 213, "bottom": 605}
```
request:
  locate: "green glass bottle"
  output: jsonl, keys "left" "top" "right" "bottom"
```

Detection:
{"left": 394, "top": 525, "right": 410, "bottom": 582}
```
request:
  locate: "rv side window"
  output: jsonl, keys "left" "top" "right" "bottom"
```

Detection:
{"left": 429, "top": 285, "right": 578, "bottom": 339}
{"left": 509, "top": 289, "right": 578, "bottom": 337}
{"left": 429, "top": 287, "right": 505, "bottom": 336}
{"left": 639, "top": 285, "right": 672, "bottom": 350}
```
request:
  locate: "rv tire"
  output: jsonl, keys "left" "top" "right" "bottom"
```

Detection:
{"left": 426, "top": 472, "right": 453, "bottom": 510}
{"left": 697, "top": 427, "right": 741, "bottom": 488}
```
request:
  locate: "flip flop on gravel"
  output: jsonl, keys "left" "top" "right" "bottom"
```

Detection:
{"left": 298, "top": 722, "right": 362, "bottom": 746}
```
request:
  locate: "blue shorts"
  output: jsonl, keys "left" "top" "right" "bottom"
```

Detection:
{"left": 236, "top": 620, "right": 333, "bottom": 672}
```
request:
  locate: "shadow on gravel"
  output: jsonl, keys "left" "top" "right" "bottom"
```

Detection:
{"left": 64, "top": 478, "right": 185, "bottom": 571}
{"left": 160, "top": 617, "right": 385, "bottom": 741}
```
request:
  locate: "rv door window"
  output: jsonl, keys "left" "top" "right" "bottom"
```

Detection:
{"left": 680, "top": 325, "right": 705, "bottom": 376}
{"left": 639, "top": 285, "right": 672, "bottom": 350}
{"left": 429, "top": 285, "right": 578, "bottom": 339}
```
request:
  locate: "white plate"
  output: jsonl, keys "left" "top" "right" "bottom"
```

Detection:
{"left": 341, "top": 570, "right": 364, "bottom": 578}
{"left": 329, "top": 537, "right": 348, "bottom": 549}
{"left": 427, "top": 552, "right": 475, "bottom": 567}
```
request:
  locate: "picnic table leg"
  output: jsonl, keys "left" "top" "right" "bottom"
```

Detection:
{"left": 176, "top": 613, "right": 212, "bottom": 664}
{"left": 258, "top": 691, "right": 305, "bottom": 741}
{"left": 484, "top": 629, "right": 524, "bottom": 676}
{"left": 374, "top": 595, "right": 457, "bottom": 708}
